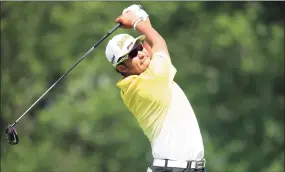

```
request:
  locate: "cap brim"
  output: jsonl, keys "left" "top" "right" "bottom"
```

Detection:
{"left": 134, "top": 35, "right": 145, "bottom": 44}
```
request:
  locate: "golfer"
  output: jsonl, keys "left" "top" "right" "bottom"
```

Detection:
{"left": 105, "top": 5, "right": 206, "bottom": 172}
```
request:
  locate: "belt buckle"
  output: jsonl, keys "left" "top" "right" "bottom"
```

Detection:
{"left": 190, "top": 159, "right": 206, "bottom": 169}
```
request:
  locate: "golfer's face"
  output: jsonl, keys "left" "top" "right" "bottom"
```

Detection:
{"left": 124, "top": 42, "right": 151, "bottom": 75}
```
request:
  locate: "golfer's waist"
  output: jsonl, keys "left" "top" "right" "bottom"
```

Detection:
{"left": 152, "top": 158, "right": 206, "bottom": 169}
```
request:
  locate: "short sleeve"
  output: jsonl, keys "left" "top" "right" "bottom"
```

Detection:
{"left": 141, "top": 52, "right": 177, "bottom": 85}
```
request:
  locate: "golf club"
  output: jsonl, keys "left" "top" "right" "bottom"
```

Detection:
{"left": 5, "top": 23, "right": 122, "bottom": 145}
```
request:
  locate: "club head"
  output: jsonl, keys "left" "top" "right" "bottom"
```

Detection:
{"left": 5, "top": 125, "right": 19, "bottom": 145}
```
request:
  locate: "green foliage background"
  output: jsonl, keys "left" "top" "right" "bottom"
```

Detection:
{"left": 1, "top": 2, "right": 284, "bottom": 172}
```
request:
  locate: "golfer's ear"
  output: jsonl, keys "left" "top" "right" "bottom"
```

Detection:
{"left": 116, "top": 64, "right": 128, "bottom": 73}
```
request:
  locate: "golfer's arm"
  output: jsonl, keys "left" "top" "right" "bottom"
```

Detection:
{"left": 135, "top": 21, "right": 169, "bottom": 56}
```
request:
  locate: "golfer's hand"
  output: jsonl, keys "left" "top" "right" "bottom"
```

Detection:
{"left": 116, "top": 5, "right": 152, "bottom": 30}
{"left": 123, "top": 4, "right": 149, "bottom": 22}
{"left": 115, "top": 10, "right": 139, "bottom": 29}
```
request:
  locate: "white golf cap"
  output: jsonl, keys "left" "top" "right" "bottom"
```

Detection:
{"left": 105, "top": 33, "right": 145, "bottom": 67}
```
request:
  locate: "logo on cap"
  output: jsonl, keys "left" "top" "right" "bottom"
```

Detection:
{"left": 117, "top": 35, "right": 131, "bottom": 49}
{"left": 111, "top": 55, "right": 116, "bottom": 64}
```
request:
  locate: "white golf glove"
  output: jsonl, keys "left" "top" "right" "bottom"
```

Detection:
{"left": 122, "top": 4, "right": 149, "bottom": 30}
{"left": 123, "top": 4, "right": 148, "bottom": 21}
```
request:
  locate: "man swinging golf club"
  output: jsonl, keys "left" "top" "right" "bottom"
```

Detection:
{"left": 105, "top": 5, "right": 206, "bottom": 172}
{"left": 4, "top": 3, "right": 206, "bottom": 172}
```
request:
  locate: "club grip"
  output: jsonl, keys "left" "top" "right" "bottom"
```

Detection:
{"left": 109, "top": 23, "right": 122, "bottom": 34}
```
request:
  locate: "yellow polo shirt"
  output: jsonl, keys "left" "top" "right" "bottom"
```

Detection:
{"left": 116, "top": 52, "right": 177, "bottom": 143}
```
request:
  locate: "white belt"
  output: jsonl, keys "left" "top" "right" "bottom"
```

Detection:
{"left": 153, "top": 159, "right": 205, "bottom": 169}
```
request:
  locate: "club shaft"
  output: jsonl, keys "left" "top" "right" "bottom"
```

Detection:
{"left": 13, "top": 23, "right": 121, "bottom": 125}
